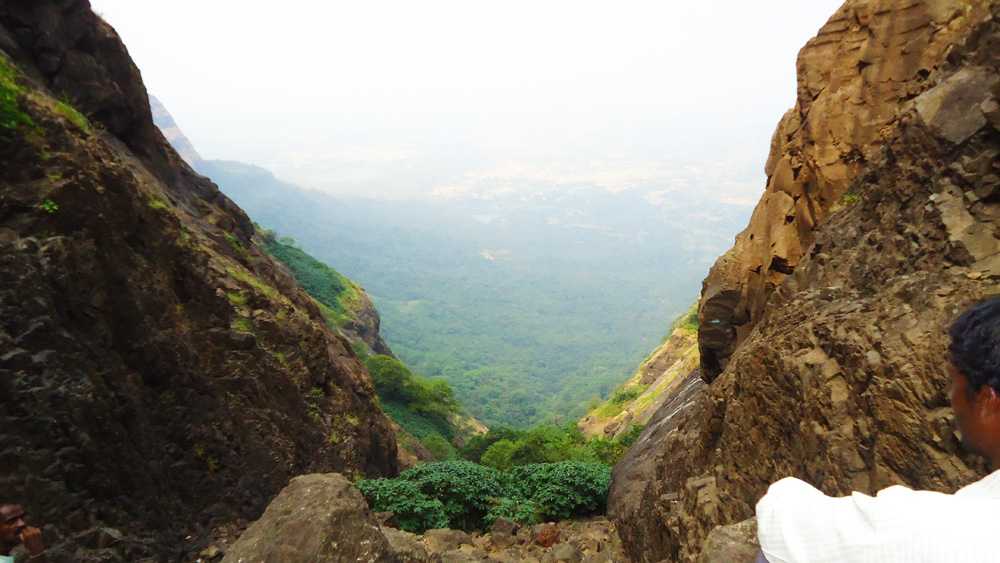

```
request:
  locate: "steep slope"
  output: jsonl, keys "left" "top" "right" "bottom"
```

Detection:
{"left": 611, "top": 1, "right": 1000, "bottom": 561}
{"left": 0, "top": 3, "right": 396, "bottom": 561}
{"left": 149, "top": 105, "right": 487, "bottom": 466}
{"left": 260, "top": 231, "right": 393, "bottom": 356}
{"left": 579, "top": 305, "right": 701, "bottom": 440}
{"left": 699, "top": 0, "right": 996, "bottom": 379}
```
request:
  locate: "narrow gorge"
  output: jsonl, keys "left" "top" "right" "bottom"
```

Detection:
{"left": 1, "top": 0, "right": 999, "bottom": 562}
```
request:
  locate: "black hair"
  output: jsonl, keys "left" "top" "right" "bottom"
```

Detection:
{"left": 949, "top": 297, "right": 1000, "bottom": 393}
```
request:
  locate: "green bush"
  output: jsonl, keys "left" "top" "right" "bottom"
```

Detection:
{"left": 356, "top": 478, "right": 448, "bottom": 533}
{"left": 381, "top": 400, "right": 453, "bottom": 441}
{"left": 609, "top": 386, "right": 644, "bottom": 405}
{"left": 505, "top": 461, "right": 611, "bottom": 521}
{"left": 460, "top": 427, "right": 525, "bottom": 463}
{"left": 485, "top": 497, "right": 539, "bottom": 527}
{"left": 400, "top": 461, "right": 504, "bottom": 530}
{"left": 362, "top": 458, "right": 613, "bottom": 532}
{"left": 480, "top": 438, "right": 518, "bottom": 470}
{"left": 263, "top": 233, "right": 359, "bottom": 327}
{"left": 366, "top": 355, "right": 459, "bottom": 428}
{"left": 421, "top": 434, "right": 457, "bottom": 461}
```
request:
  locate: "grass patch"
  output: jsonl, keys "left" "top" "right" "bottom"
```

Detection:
{"left": 224, "top": 232, "right": 251, "bottom": 261}
{"left": 382, "top": 400, "right": 454, "bottom": 442}
{"left": 0, "top": 55, "right": 35, "bottom": 137}
{"left": 226, "top": 291, "right": 248, "bottom": 306}
{"left": 840, "top": 191, "right": 860, "bottom": 206}
{"left": 148, "top": 196, "right": 169, "bottom": 210}
{"left": 670, "top": 303, "right": 699, "bottom": 335}
{"left": 261, "top": 231, "right": 362, "bottom": 326}
{"left": 226, "top": 266, "right": 281, "bottom": 301}
{"left": 54, "top": 98, "right": 91, "bottom": 133}
{"left": 230, "top": 317, "right": 253, "bottom": 333}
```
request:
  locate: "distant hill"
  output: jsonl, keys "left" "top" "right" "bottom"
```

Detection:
{"left": 193, "top": 157, "right": 748, "bottom": 427}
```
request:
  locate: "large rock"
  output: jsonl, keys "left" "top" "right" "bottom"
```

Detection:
{"left": 611, "top": 2, "right": 1000, "bottom": 562}
{"left": 221, "top": 474, "right": 393, "bottom": 563}
{"left": 697, "top": 0, "right": 998, "bottom": 381}
{"left": 697, "top": 519, "right": 758, "bottom": 563}
{"left": 0, "top": 3, "right": 398, "bottom": 561}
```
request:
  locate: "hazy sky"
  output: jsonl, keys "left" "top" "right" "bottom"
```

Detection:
{"left": 91, "top": 0, "right": 844, "bottom": 200}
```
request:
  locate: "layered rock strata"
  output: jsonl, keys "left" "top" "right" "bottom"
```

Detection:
{"left": 699, "top": 0, "right": 997, "bottom": 380}
{"left": 612, "top": 1, "right": 1000, "bottom": 561}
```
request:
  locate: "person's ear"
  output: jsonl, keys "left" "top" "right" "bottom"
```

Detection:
{"left": 975, "top": 385, "right": 1000, "bottom": 425}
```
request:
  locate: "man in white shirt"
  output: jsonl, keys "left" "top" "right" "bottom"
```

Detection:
{"left": 755, "top": 297, "right": 1000, "bottom": 563}
{"left": 0, "top": 505, "right": 46, "bottom": 562}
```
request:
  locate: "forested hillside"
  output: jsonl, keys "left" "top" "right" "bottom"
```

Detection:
{"left": 197, "top": 159, "right": 747, "bottom": 426}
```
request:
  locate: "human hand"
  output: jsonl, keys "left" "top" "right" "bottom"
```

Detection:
{"left": 19, "top": 526, "right": 44, "bottom": 555}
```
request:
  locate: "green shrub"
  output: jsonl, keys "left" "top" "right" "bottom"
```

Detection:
{"left": 609, "top": 385, "right": 644, "bottom": 405}
{"left": 485, "top": 497, "right": 539, "bottom": 527}
{"left": 0, "top": 56, "right": 34, "bottom": 137}
{"left": 421, "top": 434, "right": 457, "bottom": 461}
{"left": 382, "top": 400, "right": 453, "bottom": 441}
{"left": 366, "top": 355, "right": 459, "bottom": 428}
{"left": 400, "top": 461, "right": 504, "bottom": 530}
{"left": 263, "top": 233, "right": 359, "bottom": 326}
{"left": 480, "top": 438, "right": 517, "bottom": 470}
{"left": 356, "top": 478, "right": 448, "bottom": 533}
{"left": 460, "top": 427, "right": 525, "bottom": 463}
{"left": 505, "top": 461, "right": 611, "bottom": 521}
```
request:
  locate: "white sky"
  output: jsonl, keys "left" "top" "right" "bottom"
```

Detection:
{"left": 91, "top": 0, "right": 844, "bottom": 200}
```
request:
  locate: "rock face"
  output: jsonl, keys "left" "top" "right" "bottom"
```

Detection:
{"left": 221, "top": 474, "right": 394, "bottom": 563}
{"left": 699, "top": 0, "right": 998, "bottom": 380}
{"left": 149, "top": 97, "right": 395, "bottom": 358}
{"left": 612, "top": 1, "right": 1000, "bottom": 561}
{"left": 0, "top": 2, "right": 397, "bottom": 561}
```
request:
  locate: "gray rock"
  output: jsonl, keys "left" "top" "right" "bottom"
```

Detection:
{"left": 221, "top": 473, "right": 393, "bottom": 563}
{"left": 916, "top": 66, "right": 999, "bottom": 144}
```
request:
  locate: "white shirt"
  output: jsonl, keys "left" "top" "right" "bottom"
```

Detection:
{"left": 756, "top": 471, "right": 1000, "bottom": 562}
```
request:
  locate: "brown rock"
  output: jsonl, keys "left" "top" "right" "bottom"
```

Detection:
{"left": 0, "top": 3, "right": 398, "bottom": 561}
{"left": 697, "top": 518, "right": 759, "bottom": 563}
{"left": 534, "top": 524, "right": 561, "bottom": 548}
{"left": 221, "top": 474, "right": 393, "bottom": 563}
{"left": 611, "top": 2, "right": 1000, "bottom": 562}
{"left": 382, "top": 527, "right": 432, "bottom": 563}
{"left": 423, "top": 529, "right": 474, "bottom": 554}
{"left": 696, "top": 0, "right": 998, "bottom": 381}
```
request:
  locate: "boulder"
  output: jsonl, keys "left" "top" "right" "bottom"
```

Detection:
{"left": 423, "top": 529, "right": 473, "bottom": 554}
{"left": 221, "top": 474, "right": 393, "bottom": 563}
{"left": 697, "top": 518, "right": 759, "bottom": 563}
{"left": 382, "top": 527, "right": 432, "bottom": 563}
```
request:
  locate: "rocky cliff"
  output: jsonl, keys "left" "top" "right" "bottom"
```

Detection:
{"left": 0, "top": 2, "right": 397, "bottom": 561}
{"left": 612, "top": 1, "right": 1000, "bottom": 561}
